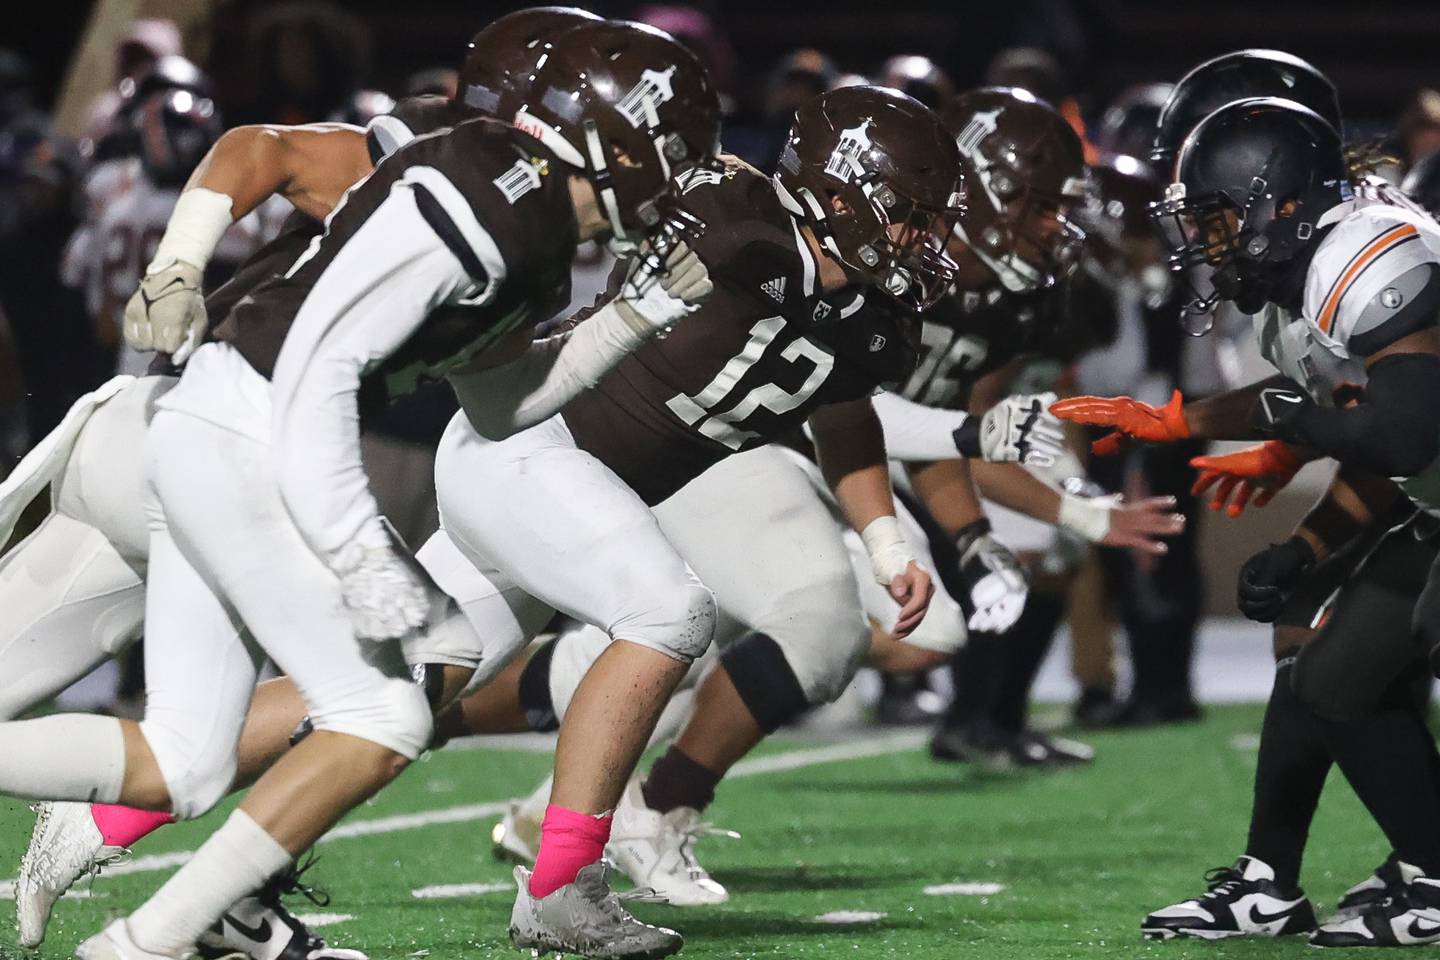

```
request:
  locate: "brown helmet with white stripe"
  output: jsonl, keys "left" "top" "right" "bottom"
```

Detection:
{"left": 774, "top": 84, "right": 965, "bottom": 311}
{"left": 943, "top": 87, "right": 1090, "bottom": 292}
{"left": 501, "top": 20, "right": 723, "bottom": 249}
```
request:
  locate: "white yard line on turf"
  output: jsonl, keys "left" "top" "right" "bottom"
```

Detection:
{"left": 294, "top": 913, "right": 354, "bottom": 928}
{"left": 411, "top": 882, "right": 511, "bottom": 899}
{"left": 0, "top": 733, "right": 925, "bottom": 896}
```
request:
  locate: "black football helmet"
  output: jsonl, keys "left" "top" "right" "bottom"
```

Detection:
{"left": 775, "top": 85, "right": 965, "bottom": 311}
{"left": 136, "top": 87, "right": 222, "bottom": 187}
{"left": 1154, "top": 97, "right": 1349, "bottom": 328}
{"left": 1095, "top": 83, "right": 1173, "bottom": 163}
{"left": 1152, "top": 50, "right": 1340, "bottom": 171}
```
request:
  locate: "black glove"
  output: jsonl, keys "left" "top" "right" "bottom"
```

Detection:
{"left": 1236, "top": 536, "right": 1317, "bottom": 623}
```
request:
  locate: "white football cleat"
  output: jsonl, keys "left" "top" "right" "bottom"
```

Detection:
{"left": 18, "top": 801, "right": 128, "bottom": 947}
{"left": 606, "top": 781, "right": 733, "bottom": 907}
{"left": 491, "top": 801, "right": 541, "bottom": 865}
{"left": 75, "top": 919, "right": 190, "bottom": 960}
{"left": 508, "top": 863, "right": 682, "bottom": 959}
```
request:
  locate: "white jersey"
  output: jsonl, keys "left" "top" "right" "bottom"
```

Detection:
{"left": 62, "top": 158, "right": 281, "bottom": 376}
{"left": 1253, "top": 185, "right": 1440, "bottom": 511}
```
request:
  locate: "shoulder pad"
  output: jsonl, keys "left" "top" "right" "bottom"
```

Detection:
{"left": 1349, "top": 261, "right": 1440, "bottom": 356}
{"left": 1305, "top": 205, "right": 1440, "bottom": 342}
{"left": 367, "top": 96, "right": 458, "bottom": 162}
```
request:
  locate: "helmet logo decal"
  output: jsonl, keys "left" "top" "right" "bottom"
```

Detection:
{"left": 492, "top": 158, "right": 545, "bottom": 204}
{"left": 618, "top": 65, "right": 678, "bottom": 129}
{"left": 824, "top": 119, "right": 875, "bottom": 183}
{"left": 955, "top": 109, "right": 1001, "bottom": 157}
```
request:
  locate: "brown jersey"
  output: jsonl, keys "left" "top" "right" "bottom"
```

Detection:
{"left": 213, "top": 117, "right": 575, "bottom": 408}
{"left": 561, "top": 159, "right": 918, "bottom": 505}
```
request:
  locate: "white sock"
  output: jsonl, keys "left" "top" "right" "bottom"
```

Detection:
{"left": 128, "top": 809, "right": 291, "bottom": 955}
{"left": 0, "top": 715, "right": 125, "bottom": 802}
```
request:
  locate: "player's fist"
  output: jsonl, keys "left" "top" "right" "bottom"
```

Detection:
{"left": 1050, "top": 389, "right": 1191, "bottom": 456}
{"left": 976, "top": 392, "right": 1065, "bottom": 466}
{"left": 330, "top": 520, "right": 430, "bottom": 642}
{"left": 614, "top": 240, "right": 713, "bottom": 334}
{"left": 1190, "top": 441, "right": 1304, "bottom": 518}
{"left": 123, "top": 261, "right": 207, "bottom": 364}
{"left": 1236, "top": 536, "right": 1316, "bottom": 623}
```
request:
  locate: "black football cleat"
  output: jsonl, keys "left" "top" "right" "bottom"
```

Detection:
{"left": 1142, "top": 856, "right": 1316, "bottom": 940}
{"left": 1312, "top": 865, "right": 1440, "bottom": 947}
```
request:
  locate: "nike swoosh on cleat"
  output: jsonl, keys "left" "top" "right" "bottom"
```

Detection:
{"left": 1407, "top": 918, "right": 1440, "bottom": 939}
{"left": 1248, "top": 902, "right": 1302, "bottom": 925}
{"left": 221, "top": 912, "right": 273, "bottom": 945}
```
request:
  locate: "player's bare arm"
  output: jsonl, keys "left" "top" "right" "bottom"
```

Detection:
{"left": 810, "top": 398, "right": 933, "bottom": 637}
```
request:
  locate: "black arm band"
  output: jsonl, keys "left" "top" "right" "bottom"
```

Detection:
{"left": 1278, "top": 353, "right": 1440, "bottom": 477}
{"left": 952, "top": 418, "right": 981, "bottom": 458}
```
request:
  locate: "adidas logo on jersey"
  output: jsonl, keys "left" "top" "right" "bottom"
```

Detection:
{"left": 761, "top": 277, "right": 787, "bottom": 303}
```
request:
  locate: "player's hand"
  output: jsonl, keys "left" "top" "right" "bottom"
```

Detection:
{"left": 888, "top": 561, "right": 934, "bottom": 639}
{"left": 330, "top": 522, "right": 430, "bottom": 641}
{"left": 1050, "top": 389, "right": 1191, "bottom": 456}
{"left": 1236, "top": 536, "right": 1316, "bottom": 623}
{"left": 975, "top": 392, "right": 1065, "bottom": 467}
{"left": 955, "top": 519, "right": 1029, "bottom": 633}
{"left": 1097, "top": 495, "right": 1186, "bottom": 554}
{"left": 1190, "top": 441, "right": 1304, "bottom": 518}
{"left": 613, "top": 240, "right": 713, "bottom": 335}
{"left": 123, "top": 261, "right": 207, "bottom": 364}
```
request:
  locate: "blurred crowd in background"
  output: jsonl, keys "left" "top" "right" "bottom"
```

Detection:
{"left": 4, "top": 0, "right": 1440, "bottom": 741}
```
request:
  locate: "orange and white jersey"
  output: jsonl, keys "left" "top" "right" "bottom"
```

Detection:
{"left": 1255, "top": 185, "right": 1440, "bottom": 405}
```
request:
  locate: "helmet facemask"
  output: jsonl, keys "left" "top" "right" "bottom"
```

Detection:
{"left": 958, "top": 158, "right": 1087, "bottom": 293}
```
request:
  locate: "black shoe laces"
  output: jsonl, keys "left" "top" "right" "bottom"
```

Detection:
{"left": 264, "top": 851, "right": 333, "bottom": 910}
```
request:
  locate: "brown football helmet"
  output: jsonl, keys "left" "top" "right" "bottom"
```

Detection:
{"left": 943, "top": 86, "right": 1089, "bottom": 292}
{"left": 775, "top": 85, "right": 964, "bottom": 311}
{"left": 455, "top": 7, "right": 600, "bottom": 117}
{"left": 503, "top": 20, "right": 723, "bottom": 247}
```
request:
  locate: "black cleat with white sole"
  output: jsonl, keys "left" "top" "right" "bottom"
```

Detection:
{"left": 198, "top": 857, "right": 368, "bottom": 960}
{"left": 1141, "top": 856, "right": 1316, "bottom": 940}
{"left": 1312, "top": 865, "right": 1440, "bottom": 947}
{"left": 1331, "top": 853, "right": 1405, "bottom": 923}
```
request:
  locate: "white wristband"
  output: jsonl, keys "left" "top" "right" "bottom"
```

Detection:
{"left": 1058, "top": 492, "right": 1118, "bottom": 543}
{"left": 147, "top": 187, "right": 235, "bottom": 274}
{"left": 860, "top": 515, "right": 913, "bottom": 585}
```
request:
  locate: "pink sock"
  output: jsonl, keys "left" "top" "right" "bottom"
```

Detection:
{"left": 90, "top": 804, "right": 175, "bottom": 848}
{"left": 528, "top": 805, "right": 613, "bottom": 899}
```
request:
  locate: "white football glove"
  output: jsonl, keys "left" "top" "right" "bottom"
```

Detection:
{"left": 330, "top": 521, "right": 430, "bottom": 642}
{"left": 955, "top": 519, "right": 1029, "bottom": 633}
{"left": 979, "top": 392, "right": 1064, "bottom": 467}
{"left": 123, "top": 261, "right": 207, "bottom": 364}
{"left": 613, "top": 240, "right": 713, "bottom": 335}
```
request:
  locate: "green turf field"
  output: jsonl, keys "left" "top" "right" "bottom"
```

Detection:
{"left": 0, "top": 705, "right": 1398, "bottom": 959}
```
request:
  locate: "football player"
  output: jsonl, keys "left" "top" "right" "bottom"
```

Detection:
{"left": 1057, "top": 92, "right": 1440, "bottom": 946}
{"left": 0, "top": 18, "right": 721, "bottom": 960}
{"left": 472, "top": 86, "right": 1182, "bottom": 901}
{"left": 2, "top": 10, "right": 605, "bottom": 956}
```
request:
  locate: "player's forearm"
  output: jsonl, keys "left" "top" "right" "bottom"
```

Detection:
{"left": 906, "top": 458, "right": 984, "bottom": 537}
{"left": 811, "top": 400, "right": 895, "bottom": 532}
{"left": 870, "top": 391, "right": 972, "bottom": 462}
{"left": 1294, "top": 464, "right": 1400, "bottom": 561}
{"left": 1181, "top": 377, "right": 1286, "bottom": 440}
{"left": 450, "top": 303, "right": 657, "bottom": 440}
{"left": 972, "top": 461, "right": 1061, "bottom": 524}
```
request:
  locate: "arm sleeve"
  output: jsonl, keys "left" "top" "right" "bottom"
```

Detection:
{"left": 271, "top": 178, "right": 495, "bottom": 561}
{"left": 870, "top": 390, "right": 971, "bottom": 461}
{"left": 448, "top": 302, "right": 650, "bottom": 440}
{"left": 1277, "top": 353, "right": 1440, "bottom": 478}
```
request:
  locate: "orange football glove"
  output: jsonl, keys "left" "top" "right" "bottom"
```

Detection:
{"left": 1189, "top": 441, "right": 1304, "bottom": 518}
{"left": 1049, "top": 390, "right": 1191, "bottom": 457}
